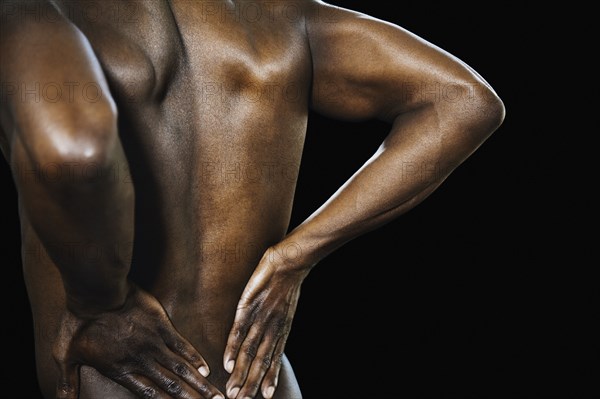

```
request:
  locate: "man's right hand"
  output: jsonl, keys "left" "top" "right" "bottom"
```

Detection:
{"left": 53, "top": 284, "right": 225, "bottom": 399}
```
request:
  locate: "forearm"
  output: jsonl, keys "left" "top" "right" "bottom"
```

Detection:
{"left": 13, "top": 139, "right": 134, "bottom": 314}
{"left": 283, "top": 101, "right": 501, "bottom": 270}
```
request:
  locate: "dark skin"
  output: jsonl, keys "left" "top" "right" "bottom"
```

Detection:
{"left": 0, "top": 0, "right": 504, "bottom": 398}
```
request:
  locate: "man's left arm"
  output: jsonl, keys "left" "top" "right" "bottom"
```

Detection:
{"left": 223, "top": 3, "right": 505, "bottom": 398}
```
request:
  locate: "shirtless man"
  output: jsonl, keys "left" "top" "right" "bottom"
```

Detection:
{"left": 0, "top": 0, "right": 505, "bottom": 398}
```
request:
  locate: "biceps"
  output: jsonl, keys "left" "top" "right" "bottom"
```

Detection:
{"left": 307, "top": 4, "right": 486, "bottom": 122}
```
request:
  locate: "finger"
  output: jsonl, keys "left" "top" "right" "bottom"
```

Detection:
{"left": 116, "top": 373, "right": 171, "bottom": 399}
{"left": 55, "top": 361, "right": 80, "bottom": 399}
{"left": 235, "top": 332, "right": 278, "bottom": 399}
{"left": 158, "top": 353, "right": 225, "bottom": 399}
{"left": 144, "top": 363, "right": 223, "bottom": 399}
{"left": 223, "top": 306, "right": 255, "bottom": 374}
{"left": 261, "top": 336, "right": 288, "bottom": 399}
{"left": 226, "top": 323, "right": 263, "bottom": 399}
{"left": 162, "top": 327, "right": 211, "bottom": 377}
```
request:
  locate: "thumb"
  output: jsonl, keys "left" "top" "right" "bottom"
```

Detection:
{"left": 55, "top": 361, "right": 80, "bottom": 399}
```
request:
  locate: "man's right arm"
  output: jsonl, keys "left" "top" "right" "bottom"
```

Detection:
{"left": 1, "top": 1, "right": 223, "bottom": 398}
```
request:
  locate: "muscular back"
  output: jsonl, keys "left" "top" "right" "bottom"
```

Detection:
{"left": 59, "top": 0, "right": 312, "bottom": 309}
{"left": 23, "top": 0, "right": 311, "bottom": 396}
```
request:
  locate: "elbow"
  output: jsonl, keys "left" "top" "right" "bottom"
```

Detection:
{"left": 474, "top": 83, "right": 505, "bottom": 132}
{"left": 16, "top": 100, "right": 120, "bottom": 189}
{"left": 461, "top": 82, "right": 505, "bottom": 135}
{"left": 437, "top": 81, "right": 505, "bottom": 144}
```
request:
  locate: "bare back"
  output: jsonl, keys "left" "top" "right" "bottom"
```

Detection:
{"left": 23, "top": 1, "right": 310, "bottom": 397}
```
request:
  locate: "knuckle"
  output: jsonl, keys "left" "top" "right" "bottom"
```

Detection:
{"left": 273, "top": 352, "right": 284, "bottom": 366}
{"left": 232, "top": 331, "right": 243, "bottom": 342}
{"left": 261, "top": 355, "right": 272, "bottom": 368}
{"left": 165, "top": 380, "right": 183, "bottom": 396}
{"left": 249, "top": 382, "right": 261, "bottom": 392}
{"left": 173, "top": 363, "right": 189, "bottom": 377}
{"left": 244, "top": 343, "right": 259, "bottom": 359}
{"left": 173, "top": 340, "right": 186, "bottom": 352}
{"left": 140, "top": 386, "right": 157, "bottom": 399}
{"left": 197, "top": 383, "right": 209, "bottom": 395}
{"left": 232, "top": 326, "right": 246, "bottom": 341}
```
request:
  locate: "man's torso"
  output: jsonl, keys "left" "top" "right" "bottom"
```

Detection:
{"left": 23, "top": 1, "right": 312, "bottom": 396}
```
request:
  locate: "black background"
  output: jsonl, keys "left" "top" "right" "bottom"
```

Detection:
{"left": 0, "top": 2, "right": 596, "bottom": 398}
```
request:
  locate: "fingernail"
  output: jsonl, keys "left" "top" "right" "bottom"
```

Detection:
{"left": 198, "top": 365, "right": 210, "bottom": 377}
{"left": 213, "top": 396, "right": 225, "bottom": 399}
{"left": 265, "top": 386, "right": 275, "bottom": 398}
{"left": 225, "top": 359, "right": 235, "bottom": 373}
{"left": 228, "top": 387, "right": 239, "bottom": 398}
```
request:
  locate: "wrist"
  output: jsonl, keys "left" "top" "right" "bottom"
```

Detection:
{"left": 268, "top": 231, "right": 331, "bottom": 274}
{"left": 65, "top": 280, "right": 132, "bottom": 318}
